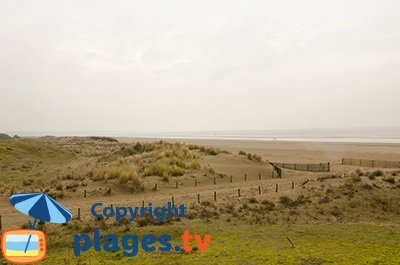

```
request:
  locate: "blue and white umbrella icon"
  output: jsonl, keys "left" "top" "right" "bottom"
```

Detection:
{"left": 10, "top": 192, "right": 72, "bottom": 224}
{"left": 9, "top": 192, "right": 73, "bottom": 252}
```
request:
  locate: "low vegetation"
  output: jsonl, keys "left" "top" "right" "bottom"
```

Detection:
{"left": 0, "top": 137, "right": 234, "bottom": 196}
{"left": 238, "top": 150, "right": 263, "bottom": 162}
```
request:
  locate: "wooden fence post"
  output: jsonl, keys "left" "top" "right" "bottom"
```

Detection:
{"left": 154, "top": 183, "right": 158, "bottom": 191}
{"left": 197, "top": 193, "right": 200, "bottom": 203}
{"left": 258, "top": 186, "right": 261, "bottom": 195}
{"left": 238, "top": 189, "right": 241, "bottom": 197}
{"left": 214, "top": 191, "right": 217, "bottom": 202}
{"left": 83, "top": 190, "right": 87, "bottom": 198}
{"left": 276, "top": 184, "right": 278, "bottom": 193}
{"left": 176, "top": 181, "right": 179, "bottom": 189}
{"left": 230, "top": 175, "right": 233, "bottom": 183}
{"left": 292, "top": 181, "right": 294, "bottom": 189}
{"left": 77, "top": 208, "right": 81, "bottom": 220}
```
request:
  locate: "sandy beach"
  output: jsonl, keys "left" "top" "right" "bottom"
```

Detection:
{"left": 119, "top": 137, "right": 400, "bottom": 163}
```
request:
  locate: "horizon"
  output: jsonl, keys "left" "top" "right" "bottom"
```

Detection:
{"left": 4, "top": 126, "right": 400, "bottom": 141}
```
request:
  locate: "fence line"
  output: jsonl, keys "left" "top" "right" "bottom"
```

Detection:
{"left": 77, "top": 181, "right": 298, "bottom": 213}
{"left": 81, "top": 170, "right": 278, "bottom": 199}
{"left": 3, "top": 180, "right": 300, "bottom": 227}
{"left": 342, "top": 158, "right": 400, "bottom": 169}
{"left": 271, "top": 162, "right": 330, "bottom": 172}
{"left": 145, "top": 170, "right": 274, "bottom": 196}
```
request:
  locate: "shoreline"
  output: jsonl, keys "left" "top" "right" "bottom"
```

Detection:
{"left": 116, "top": 136, "right": 400, "bottom": 145}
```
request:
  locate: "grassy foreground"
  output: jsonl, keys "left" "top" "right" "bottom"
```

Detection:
{"left": 43, "top": 221, "right": 400, "bottom": 265}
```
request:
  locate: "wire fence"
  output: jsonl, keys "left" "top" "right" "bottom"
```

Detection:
{"left": 73, "top": 180, "right": 298, "bottom": 220}
{"left": 0, "top": 177, "right": 300, "bottom": 227}
{"left": 152, "top": 169, "right": 275, "bottom": 190}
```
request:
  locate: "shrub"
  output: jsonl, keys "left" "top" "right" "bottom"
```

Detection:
{"left": 383, "top": 177, "right": 395, "bottom": 184}
{"left": 203, "top": 166, "right": 216, "bottom": 175}
{"left": 166, "top": 156, "right": 186, "bottom": 168}
{"left": 91, "top": 160, "right": 142, "bottom": 189}
{"left": 279, "top": 195, "right": 310, "bottom": 208}
{"left": 354, "top": 169, "right": 363, "bottom": 177}
{"left": 118, "top": 142, "right": 157, "bottom": 156}
{"left": 143, "top": 160, "right": 185, "bottom": 177}
{"left": 248, "top": 197, "right": 258, "bottom": 204}
{"left": 261, "top": 200, "right": 275, "bottom": 211}
{"left": 119, "top": 175, "right": 129, "bottom": 184}
{"left": 251, "top": 154, "right": 262, "bottom": 162}
{"left": 318, "top": 174, "right": 340, "bottom": 181}
{"left": 351, "top": 175, "right": 361, "bottom": 182}
{"left": 205, "top": 147, "right": 218, "bottom": 156}
{"left": 279, "top": 196, "right": 294, "bottom": 207}
{"left": 246, "top": 153, "right": 262, "bottom": 162}
{"left": 238, "top": 150, "right": 247, "bottom": 156}
{"left": 199, "top": 146, "right": 228, "bottom": 156}
{"left": 351, "top": 169, "right": 362, "bottom": 182}
{"left": 127, "top": 176, "right": 143, "bottom": 191}
{"left": 94, "top": 164, "right": 139, "bottom": 181}
{"left": 170, "top": 167, "right": 185, "bottom": 176}
{"left": 247, "top": 153, "right": 252, "bottom": 160}
{"left": 188, "top": 144, "right": 200, "bottom": 150}
{"left": 371, "top": 170, "right": 384, "bottom": 177}
{"left": 190, "top": 161, "right": 201, "bottom": 170}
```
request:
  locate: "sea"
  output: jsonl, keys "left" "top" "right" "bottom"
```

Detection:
{"left": 8, "top": 127, "right": 400, "bottom": 144}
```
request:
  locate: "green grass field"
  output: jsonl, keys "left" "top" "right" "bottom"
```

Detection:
{"left": 42, "top": 221, "right": 400, "bottom": 265}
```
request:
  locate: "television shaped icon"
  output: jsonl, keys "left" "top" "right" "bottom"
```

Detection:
{"left": 1, "top": 229, "right": 46, "bottom": 264}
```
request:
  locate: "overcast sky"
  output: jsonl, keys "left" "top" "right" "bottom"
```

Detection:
{"left": 1, "top": 0, "right": 399, "bottom": 135}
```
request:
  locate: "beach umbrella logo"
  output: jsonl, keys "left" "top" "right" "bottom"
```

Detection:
{"left": 1, "top": 192, "right": 73, "bottom": 264}
{"left": 9, "top": 192, "right": 73, "bottom": 225}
